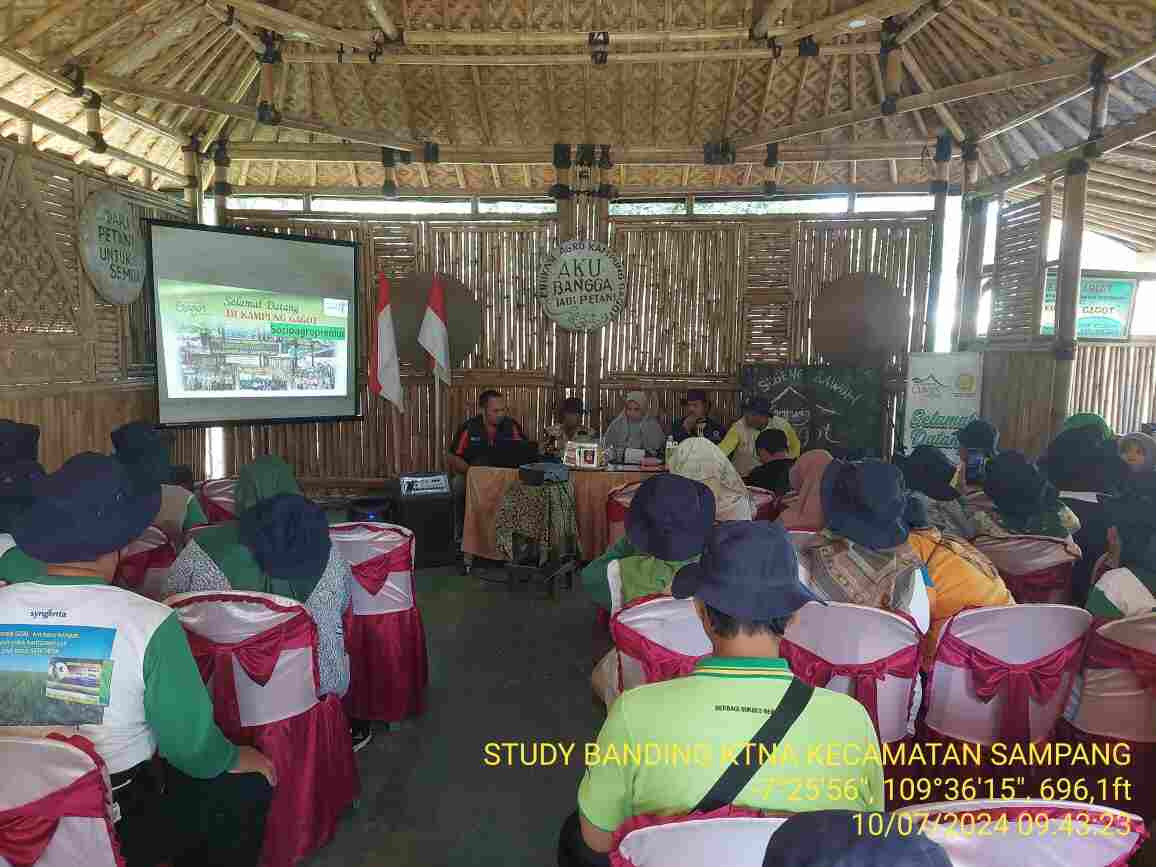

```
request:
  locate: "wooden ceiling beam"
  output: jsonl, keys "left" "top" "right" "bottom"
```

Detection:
{"left": 364, "top": 0, "right": 400, "bottom": 42}
{"left": 0, "top": 0, "right": 88, "bottom": 49}
{"left": 900, "top": 46, "right": 967, "bottom": 141}
{"left": 405, "top": 26, "right": 755, "bottom": 45}
{"left": 282, "top": 43, "right": 882, "bottom": 65}
{"left": 736, "top": 55, "right": 1085, "bottom": 148}
{"left": 223, "top": 0, "right": 377, "bottom": 49}
{"left": 894, "top": 0, "right": 955, "bottom": 44}
{"left": 776, "top": 0, "right": 919, "bottom": 46}
{"left": 0, "top": 93, "right": 184, "bottom": 182}
{"left": 977, "top": 40, "right": 1156, "bottom": 144}
{"left": 225, "top": 140, "right": 940, "bottom": 163}
{"left": 974, "top": 108, "right": 1156, "bottom": 195}
{"left": 233, "top": 181, "right": 951, "bottom": 196}
{"left": 1111, "top": 145, "right": 1156, "bottom": 164}
{"left": 84, "top": 70, "right": 417, "bottom": 150}
{"left": 751, "top": 0, "right": 794, "bottom": 40}
{"left": 203, "top": 1, "right": 264, "bottom": 53}
{"left": 965, "top": 0, "right": 1059, "bottom": 60}
{"left": 43, "top": 0, "right": 168, "bottom": 67}
{"left": 95, "top": 3, "right": 202, "bottom": 76}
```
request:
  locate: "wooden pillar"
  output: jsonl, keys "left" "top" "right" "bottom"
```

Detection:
{"left": 381, "top": 147, "right": 398, "bottom": 197}
{"left": 550, "top": 143, "right": 574, "bottom": 241}
{"left": 955, "top": 194, "right": 987, "bottom": 347}
{"left": 925, "top": 133, "right": 952, "bottom": 351}
{"left": 595, "top": 145, "right": 612, "bottom": 246}
{"left": 212, "top": 138, "right": 230, "bottom": 226}
{"left": 82, "top": 90, "right": 105, "bottom": 153}
{"left": 257, "top": 30, "right": 282, "bottom": 125}
{"left": 1050, "top": 158, "right": 1088, "bottom": 436}
{"left": 143, "top": 167, "right": 153, "bottom": 189}
{"left": 1088, "top": 55, "right": 1109, "bottom": 141}
{"left": 881, "top": 19, "right": 903, "bottom": 114}
{"left": 21, "top": 118, "right": 33, "bottom": 146}
{"left": 182, "top": 134, "right": 201, "bottom": 220}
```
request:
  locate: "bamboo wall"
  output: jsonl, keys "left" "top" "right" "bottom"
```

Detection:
{"left": 1070, "top": 342, "right": 1156, "bottom": 436}
{"left": 980, "top": 347, "right": 1057, "bottom": 458}
{"left": 0, "top": 140, "right": 194, "bottom": 470}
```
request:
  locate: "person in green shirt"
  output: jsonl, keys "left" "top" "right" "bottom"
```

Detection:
{"left": 561, "top": 521, "right": 883, "bottom": 866}
{"left": 581, "top": 473, "right": 715, "bottom": 611}
{"left": 1086, "top": 482, "right": 1156, "bottom": 620}
{"left": 1, "top": 452, "right": 275, "bottom": 867}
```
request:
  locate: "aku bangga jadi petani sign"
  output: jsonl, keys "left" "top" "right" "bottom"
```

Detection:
{"left": 536, "top": 239, "right": 626, "bottom": 332}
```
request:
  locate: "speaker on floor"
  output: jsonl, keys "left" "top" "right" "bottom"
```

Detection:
{"left": 393, "top": 472, "right": 457, "bottom": 568}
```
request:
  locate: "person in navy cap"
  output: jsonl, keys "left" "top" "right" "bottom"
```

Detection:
{"left": 954, "top": 417, "right": 999, "bottom": 490}
{"left": 672, "top": 389, "right": 725, "bottom": 445}
{"left": 561, "top": 521, "right": 883, "bottom": 867}
{"left": 763, "top": 811, "right": 950, "bottom": 866}
{"left": 0, "top": 453, "right": 275, "bottom": 867}
{"left": 719, "top": 396, "right": 801, "bottom": 476}
{"left": 0, "top": 420, "right": 45, "bottom": 579}
{"left": 110, "top": 420, "right": 207, "bottom": 546}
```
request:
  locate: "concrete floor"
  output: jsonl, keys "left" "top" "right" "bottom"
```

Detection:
{"left": 307, "top": 565, "right": 608, "bottom": 867}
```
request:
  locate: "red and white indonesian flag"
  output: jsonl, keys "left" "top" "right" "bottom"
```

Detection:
{"left": 418, "top": 274, "right": 452, "bottom": 386}
{"left": 370, "top": 272, "right": 404, "bottom": 412}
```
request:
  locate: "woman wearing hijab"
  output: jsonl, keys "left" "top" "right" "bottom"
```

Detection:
{"left": 1086, "top": 475, "right": 1156, "bottom": 619}
{"left": 601, "top": 392, "right": 666, "bottom": 458}
{"left": 666, "top": 437, "right": 754, "bottom": 521}
{"left": 1062, "top": 412, "right": 1114, "bottom": 441}
{"left": 111, "top": 421, "right": 208, "bottom": 546}
{"left": 778, "top": 449, "right": 833, "bottom": 530}
{"left": 975, "top": 450, "right": 1081, "bottom": 539}
{"left": 896, "top": 445, "right": 978, "bottom": 539}
{"left": 164, "top": 456, "right": 353, "bottom": 705}
{"left": 1119, "top": 431, "right": 1156, "bottom": 474}
{"left": 1039, "top": 427, "right": 1127, "bottom": 605}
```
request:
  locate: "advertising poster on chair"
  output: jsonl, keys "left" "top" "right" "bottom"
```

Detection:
{"left": 903, "top": 352, "right": 983, "bottom": 455}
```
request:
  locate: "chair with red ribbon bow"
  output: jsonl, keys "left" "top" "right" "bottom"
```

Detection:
{"left": 113, "top": 525, "right": 176, "bottom": 601}
{"left": 0, "top": 735, "right": 122, "bottom": 867}
{"left": 971, "top": 535, "right": 1081, "bottom": 604}
{"left": 609, "top": 808, "right": 788, "bottom": 867}
{"left": 610, "top": 594, "right": 712, "bottom": 693}
{"left": 168, "top": 591, "right": 358, "bottom": 867}
{"left": 328, "top": 522, "right": 428, "bottom": 723}
{"left": 605, "top": 482, "right": 642, "bottom": 550}
{"left": 195, "top": 478, "right": 237, "bottom": 525}
{"left": 922, "top": 604, "right": 1091, "bottom": 748}
{"left": 1061, "top": 612, "right": 1156, "bottom": 816}
{"left": 893, "top": 799, "right": 1147, "bottom": 865}
{"left": 780, "top": 602, "right": 922, "bottom": 745}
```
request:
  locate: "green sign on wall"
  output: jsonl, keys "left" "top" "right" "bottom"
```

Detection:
{"left": 1040, "top": 273, "right": 1136, "bottom": 339}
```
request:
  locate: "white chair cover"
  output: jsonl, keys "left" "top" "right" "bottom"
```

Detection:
{"left": 893, "top": 800, "right": 1146, "bottom": 866}
{"left": 607, "top": 559, "right": 625, "bottom": 615}
{"left": 0, "top": 736, "right": 120, "bottom": 867}
{"left": 924, "top": 605, "right": 1091, "bottom": 744}
{"left": 612, "top": 596, "right": 712, "bottom": 693}
{"left": 166, "top": 591, "right": 318, "bottom": 729}
{"left": 116, "top": 525, "right": 176, "bottom": 601}
{"left": 787, "top": 529, "right": 819, "bottom": 600}
{"left": 328, "top": 522, "right": 415, "bottom": 615}
{"left": 196, "top": 478, "right": 237, "bottom": 523}
{"left": 1073, "top": 612, "right": 1156, "bottom": 742}
{"left": 613, "top": 813, "right": 788, "bottom": 867}
{"left": 782, "top": 602, "right": 920, "bottom": 744}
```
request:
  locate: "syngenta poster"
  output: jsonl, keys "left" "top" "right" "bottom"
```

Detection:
{"left": 0, "top": 624, "right": 115, "bottom": 725}
{"left": 904, "top": 352, "right": 983, "bottom": 454}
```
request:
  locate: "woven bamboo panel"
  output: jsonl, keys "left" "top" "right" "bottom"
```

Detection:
{"left": 744, "top": 221, "right": 795, "bottom": 364}
{"left": 981, "top": 347, "right": 1056, "bottom": 456}
{"left": 606, "top": 220, "right": 745, "bottom": 376}
{"left": 987, "top": 195, "right": 1050, "bottom": 343}
{"left": 1071, "top": 342, "right": 1156, "bottom": 436}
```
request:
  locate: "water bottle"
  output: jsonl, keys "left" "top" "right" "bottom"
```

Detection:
{"left": 665, "top": 435, "right": 675, "bottom": 466}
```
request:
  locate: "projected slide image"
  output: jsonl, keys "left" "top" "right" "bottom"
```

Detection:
{"left": 158, "top": 281, "right": 350, "bottom": 399}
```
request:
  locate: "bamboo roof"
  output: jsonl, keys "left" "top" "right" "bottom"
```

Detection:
{"left": 3, "top": 0, "right": 1156, "bottom": 246}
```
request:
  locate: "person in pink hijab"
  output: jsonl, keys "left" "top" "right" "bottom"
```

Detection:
{"left": 778, "top": 449, "right": 833, "bottom": 530}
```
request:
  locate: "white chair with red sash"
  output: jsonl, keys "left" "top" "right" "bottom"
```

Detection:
{"left": 610, "top": 594, "right": 712, "bottom": 693}
{"left": 1060, "top": 612, "right": 1156, "bottom": 816}
{"left": 608, "top": 808, "right": 788, "bottom": 867}
{"left": 922, "top": 605, "right": 1091, "bottom": 746}
{"left": 113, "top": 525, "right": 176, "bottom": 601}
{"left": 606, "top": 482, "right": 642, "bottom": 549}
{"left": 328, "top": 522, "right": 428, "bottom": 722}
{"left": 167, "top": 591, "right": 358, "bottom": 867}
{"left": 195, "top": 478, "right": 237, "bottom": 524}
{"left": 780, "top": 602, "right": 921, "bottom": 745}
{"left": 893, "top": 799, "right": 1148, "bottom": 866}
{"left": 971, "top": 534, "right": 1081, "bottom": 604}
{"left": 0, "top": 735, "right": 121, "bottom": 867}
{"left": 747, "top": 486, "right": 775, "bottom": 521}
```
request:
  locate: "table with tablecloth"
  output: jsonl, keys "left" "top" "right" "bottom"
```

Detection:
{"left": 461, "top": 467, "right": 654, "bottom": 562}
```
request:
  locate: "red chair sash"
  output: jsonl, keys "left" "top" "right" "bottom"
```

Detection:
{"left": 0, "top": 737, "right": 113, "bottom": 867}
{"left": 610, "top": 597, "right": 707, "bottom": 687}
{"left": 183, "top": 611, "right": 317, "bottom": 740}
{"left": 1004, "top": 563, "right": 1073, "bottom": 603}
{"left": 934, "top": 630, "right": 1087, "bottom": 743}
{"left": 1084, "top": 632, "right": 1156, "bottom": 697}
{"left": 115, "top": 540, "right": 176, "bottom": 590}
{"left": 349, "top": 541, "right": 412, "bottom": 595}
{"left": 198, "top": 492, "right": 235, "bottom": 524}
{"left": 779, "top": 639, "right": 918, "bottom": 737}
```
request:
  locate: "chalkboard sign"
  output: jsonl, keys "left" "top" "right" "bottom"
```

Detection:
{"left": 740, "top": 365, "right": 884, "bottom": 457}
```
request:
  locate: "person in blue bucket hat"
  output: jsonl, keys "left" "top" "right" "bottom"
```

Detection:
{"left": 560, "top": 521, "right": 883, "bottom": 867}
{"left": 0, "top": 452, "right": 276, "bottom": 867}
{"left": 0, "top": 420, "right": 45, "bottom": 581}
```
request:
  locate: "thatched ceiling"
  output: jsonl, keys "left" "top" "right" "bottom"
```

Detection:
{"left": 2, "top": 0, "right": 1156, "bottom": 245}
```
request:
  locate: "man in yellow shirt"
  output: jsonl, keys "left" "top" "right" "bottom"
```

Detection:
{"left": 718, "top": 397, "right": 801, "bottom": 476}
{"left": 560, "top": 522, "right": 883, "bottom": 866}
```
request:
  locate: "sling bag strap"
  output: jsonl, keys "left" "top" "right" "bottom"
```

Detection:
{"left": 693, "top": 677, "right": 815, "bottom": 814}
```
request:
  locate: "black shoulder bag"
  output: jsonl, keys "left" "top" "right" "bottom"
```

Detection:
{"left": 693, "top": 678, "right": 815, "bottom": 813}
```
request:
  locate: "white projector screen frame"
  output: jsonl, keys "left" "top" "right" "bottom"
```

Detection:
{"left": 147, "top": 220, "right": 360, "bottom": 427}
